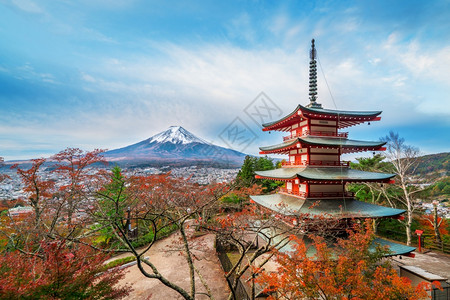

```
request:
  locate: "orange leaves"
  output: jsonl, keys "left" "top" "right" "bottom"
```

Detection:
{"left": 256, "top": 220, "right": 430, "bottom": 300}
{"left": 420, "top": 214, "right": 449, "bottom": 235}
{"left": 0, "top": 240, "right": 129, "bottom": 299}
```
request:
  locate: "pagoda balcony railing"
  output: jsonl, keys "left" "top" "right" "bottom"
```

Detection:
{"left": 279, "top": 188, "right": 354, "bottom": 198}
{"left": 308, "top": 191, "right": 354, "bottom": 198}
{"left": 278, "top": 189, "right": 307, "bottom": 198}
{"left": 281, "top": 160, "right": 350, "bottom": 167}
{"left": 283, "top": 130, "right": 348, "bottom": 141}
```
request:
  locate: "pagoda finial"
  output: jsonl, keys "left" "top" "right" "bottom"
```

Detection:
{"left": 310, "top": 39, "right": 316, "bottom": 60}
{"left": 307, "top": 39, "right": 322, "bottom": 108}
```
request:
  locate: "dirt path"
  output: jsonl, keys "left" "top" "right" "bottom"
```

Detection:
{"left": 114, "top": 231, "right": 229, "bottom": 299}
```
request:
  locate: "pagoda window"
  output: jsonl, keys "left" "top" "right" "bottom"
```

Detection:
{"left": 292, "top": 123, "right": 299, "bottom": 129}
{"left": 286, "top": 182, "right": 293, "bottom": 192}
{"left": 299, "top": 184, "right": 307, "bottom": 193}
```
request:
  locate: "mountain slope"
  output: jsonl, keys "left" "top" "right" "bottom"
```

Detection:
{"left": 103, "top": 126, "right": 247, "bottom": 168}
{"left": 415, "top": 152, "right": 449, "bottom": 175}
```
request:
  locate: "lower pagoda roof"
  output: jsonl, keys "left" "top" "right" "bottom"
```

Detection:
{"left": 259, "top": 137, "right": 386, "bottom": 154}
{"left": 262, "top": 228, "right": 415, "bottom": 257}
{"left": 255, "top": 167, "right": 395, "bottom": 182}
{"left": 250, "top": 193, "right": 405, "bottom": 218}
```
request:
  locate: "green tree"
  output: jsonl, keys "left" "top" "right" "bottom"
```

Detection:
{"left": 94, "top": 166, "right": 131, "bottom": 247}
{"left": 236, "top": 156, "right": 281, "bottom": 192}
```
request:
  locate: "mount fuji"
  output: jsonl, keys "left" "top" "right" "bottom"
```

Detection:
{"left": 103, "top": 126, "right": 247, "bottom": 168}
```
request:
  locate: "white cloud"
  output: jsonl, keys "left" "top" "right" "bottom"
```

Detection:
{"left": 226, "top": 13, "right": 256, "bottom": 43}
{"left": 81, "top": 72, "right": 96, "bottom": 83}
{"left": 10, "top": 0, "right": 43, "bottom": 14}
{"left": 15, "top": 63, "right": 59, "bottom": 84}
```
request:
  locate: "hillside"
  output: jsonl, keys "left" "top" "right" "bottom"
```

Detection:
{"left": 415, "top": 152, "right": 449, "bottom": 176}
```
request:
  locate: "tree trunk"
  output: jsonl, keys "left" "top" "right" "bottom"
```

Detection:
{"left": 403, "top": 181, "right": 413, "bottom": 246}
{"left": 405, "top": 205, "right": 413, "bottom": 246}
{"left": 433, "top": 204, "right": 442, "bottom": 245}
{"left": 372, "top": 219, "right": 378, "bottom": 235}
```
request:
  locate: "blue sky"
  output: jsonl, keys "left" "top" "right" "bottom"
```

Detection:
{"left": 0, "top": 0, "right": 449, "bottom": 161}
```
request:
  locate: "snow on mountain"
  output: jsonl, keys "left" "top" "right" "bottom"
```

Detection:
{"left": 148, "top": 126, "right": 208, "bottom": 145}
{"left": 103, "top": 126, "right": 247, "bottom": 168}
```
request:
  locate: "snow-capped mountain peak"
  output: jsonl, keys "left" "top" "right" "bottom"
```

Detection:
{"left": 148, "top": 126, "right": 208, "bottom": 145}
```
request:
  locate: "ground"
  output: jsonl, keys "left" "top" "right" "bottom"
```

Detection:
{"left": 111, "top": 229, "right": 229, "bottom": 299}
{"left": 108, "top": 230, "right": 450, "bottom": 299}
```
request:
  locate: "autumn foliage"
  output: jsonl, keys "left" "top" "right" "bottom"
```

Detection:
{"left": 0, "top": 150, "right": 129, "bottom": 299}
{"left": 420, "top": 215, "right": 449, "bottom": 236}
{"left": 256, "top": 221, "right": 435, "bottom": 300}
{"left": 0, "top": 240, "right": 130, "bottom": 299}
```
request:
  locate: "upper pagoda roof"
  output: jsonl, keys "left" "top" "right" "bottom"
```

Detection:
{"left": 300, "top": 104, "right": 382, "bottom": 118}
{"left": 250, "top": 193, "right": 405, "bottom": 218}
{"left": 255, "top": 167, "right": 395, "bottom": 182}
{"left": 262, "top": 104, "right": 382, "bottom": 131}
{"left": 259, "top": 137, "right": 386, "bottom": 154}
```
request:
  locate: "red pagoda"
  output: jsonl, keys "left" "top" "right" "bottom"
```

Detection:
{"left": 250, "top": 39, "right": 415, "bottom": 256}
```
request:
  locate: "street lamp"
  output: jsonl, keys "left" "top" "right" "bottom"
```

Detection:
{"left": 415, "top": 229, "right": 423, "bottom": 252}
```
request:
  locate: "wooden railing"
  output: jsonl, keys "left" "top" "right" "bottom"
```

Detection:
{"left": 278, "top": 189, "right": 353, "bottom": 198}
{"left": 309, "top": 191, "right": 354, "bottom": 198}
{"left": 278, "top": 188, "right": 306, "bottom": 197}
{"left": 283, "top": 130, "right": 348, "bottom": 141}
{"left": 281, "top": 160, "right": 349, "bottom": 167}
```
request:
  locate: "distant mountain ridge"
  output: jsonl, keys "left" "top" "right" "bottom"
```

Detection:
{"left": 103, "top": 126, "right": 247, "bottom": 168}
{"left": 415, "top": 152, "right": 449, "bottom": 175}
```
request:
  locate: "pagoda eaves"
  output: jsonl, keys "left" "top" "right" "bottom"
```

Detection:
{"left": 250, "top": 193, "right": 404, "bottom": 218}
{"left": 262, "top": 104, "right": 382, "bottom": 132}
{"left": 259, "top": 137, "right": 386, "bottom": 155}
{"left": 255, "top": 167, "right": 395, "bottom": 183}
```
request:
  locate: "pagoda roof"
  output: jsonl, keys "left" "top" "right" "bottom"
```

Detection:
{"left": 299, "top": 104, "right": 382, "bottom": 118}
{"left": 250, "top": 193, "right": 405, "bottom": 218}
{"left": 266, "top": 231, "right": 415, "bottom": 257}
{"left": 372, "top": 238, "right": 416, "bottom": 257}
{"left": 259, "top": 137, "right": 386, "bottom": 154}
{"left": 262, "top": 104, "right": 382, "bottom": 131}
{"left": 255, "top": 167, "right": 395, "bottom": 182}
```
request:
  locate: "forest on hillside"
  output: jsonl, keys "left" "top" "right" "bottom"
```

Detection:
{"left": 415, "top": 152, "right": 449, "bottom": 176}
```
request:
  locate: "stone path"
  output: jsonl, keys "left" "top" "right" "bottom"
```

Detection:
{"left": 113, "top": 231, "right": 230, "bottom": 299}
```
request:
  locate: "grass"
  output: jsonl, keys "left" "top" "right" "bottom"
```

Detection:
{"left": 103, "top": 256, "right": 136, "bottom": 270}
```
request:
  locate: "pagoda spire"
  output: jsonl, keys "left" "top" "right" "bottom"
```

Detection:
{"left": 307, "top": 39, "right": 322, "bottom": 108}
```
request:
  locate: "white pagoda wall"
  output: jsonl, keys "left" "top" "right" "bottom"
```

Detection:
{"left": 299, "top": 184, "right": 306, "bottom": 192}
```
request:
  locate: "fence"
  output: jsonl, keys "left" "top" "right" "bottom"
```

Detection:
{"left": 430, "top": 281, "right": 450, "bottom": 300}
{"left": 376, "top": 228, "right": 450, "bottom": 255}
{"left": 216, "top": 239, "right": 249, "bottom": 300}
